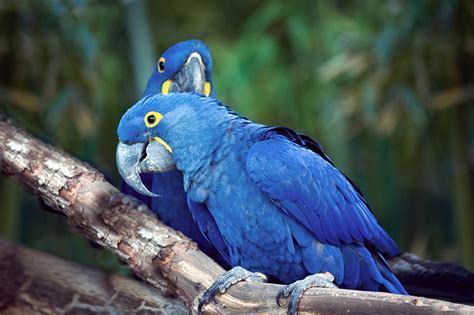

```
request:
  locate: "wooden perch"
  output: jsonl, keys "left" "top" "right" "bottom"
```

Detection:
{"left": 1, "top": 115, "right": 473, "bottom": 314}
{"left": 0, "top": 239, "right": 186, "bottom": 314}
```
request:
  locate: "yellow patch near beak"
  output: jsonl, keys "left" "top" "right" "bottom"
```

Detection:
{"left": 204, "top": 82, "right": 211, "bottom": 97}
{"left": 153, "top": 136, "right": 173, "bottom": 153}
{"left": 162, "top": 79, "right": 172, "bottom": 95}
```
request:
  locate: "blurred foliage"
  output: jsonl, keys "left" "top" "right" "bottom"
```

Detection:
{"left": 0, "top": 0, "right": 473, "bottom": 274}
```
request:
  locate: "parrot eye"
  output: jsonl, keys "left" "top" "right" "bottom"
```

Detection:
{"left": 157, "top": 57, "right": 165, "bottom": 73}
{"left": 144, "top": 111, "right": 162, "bottom": 128}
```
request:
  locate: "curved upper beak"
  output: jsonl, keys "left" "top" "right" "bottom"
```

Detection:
{"left": 165, "top": 52, "right": 210, "bottom": 96}
{"left": 116, "top": 140, "right": 175, "bottom": 197}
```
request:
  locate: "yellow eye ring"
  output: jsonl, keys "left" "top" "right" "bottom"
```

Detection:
{"left": 144, "top": 111, "right": 162, "bottom": 128}
{"left": 157, "top": 57, "right": 165, "bottom": 73}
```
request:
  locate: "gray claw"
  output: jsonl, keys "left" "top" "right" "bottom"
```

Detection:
{"left": 198, "top": 266, "right": 267, "bottom": 314}
{"left": 276, "top": 272, "right": 337, "bottom": 315}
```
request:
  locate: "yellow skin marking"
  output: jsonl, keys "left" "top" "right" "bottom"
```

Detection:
{"left": 162, "top": 79, "right": 210, "bottom": 96}
{"left": 204, "top": 81, "right": 211, "bottom": 96}
{"left": 153, "top": 136, "right": 173, "bottom": 153}
{"left": 162, "top": 79, "right": 172, "bottom": 95}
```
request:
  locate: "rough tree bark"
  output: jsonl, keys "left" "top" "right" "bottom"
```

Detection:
{"left": 0, "top": 239, "right": 186, "bottom": 314}
{"left": 1, "top": 115, "right": 473, "bottom": 314}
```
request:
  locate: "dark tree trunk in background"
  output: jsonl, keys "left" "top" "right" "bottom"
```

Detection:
{"left": 452, "top": 1, "right": 474, "bottom": 270}
{"left": 125, "top": 0, "right": 155, "bottom": 97}
{"left": 0, "top": 239, "right": 186, "bottom": 314}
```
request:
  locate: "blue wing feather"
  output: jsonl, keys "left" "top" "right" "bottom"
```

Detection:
{"left": 246, "top": 135, "right": 399, "bottom": 256}
{"left": 246, "top": 133, "right": 406, "bottom": 293}
{"left": 187, "top": 198, "right": 231, "bottom": 267}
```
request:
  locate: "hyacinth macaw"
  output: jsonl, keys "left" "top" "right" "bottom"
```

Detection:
{"left": 120, "top": 41, "right": 474, "bottom": 312}
{"left": 116, "top": 93, "right": 410, "bottom": 314}
{"left": 121, "top": 40, "right": 231, "bottom": 267}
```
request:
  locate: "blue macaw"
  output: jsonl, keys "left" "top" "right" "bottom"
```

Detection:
{"left": 116, "top": 93, "right": 408, "bottom": 314}
{"left": 121, "top": 40, "right": 230, "bottom": 267}
{"left": 120, "top": 40, "right": 474, "bottom": 312}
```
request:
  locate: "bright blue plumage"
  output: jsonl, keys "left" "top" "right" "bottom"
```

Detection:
{"left": 117, "top": 93, "right": 407, "bottom": 294}
{"left": 120, "top": 40, "right": 228, "bottom": 266}
{"left": 143, "top": 39, "right": 215, "bottom": 97}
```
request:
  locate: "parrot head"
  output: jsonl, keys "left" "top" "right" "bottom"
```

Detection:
{"left": 116, "top": 93, "right": 220, "bottom": 197}
{"left": 144, "top": 39, "right": 214, "bottom": 97}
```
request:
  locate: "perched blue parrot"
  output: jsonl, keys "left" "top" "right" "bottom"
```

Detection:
{"left": 120, "top": 40, "right": 231, "bottom": 267}
{"left": 120, "top": 40, "right": 474, "bottom": 313}
{"left": 116, "top": 93, "right": 409, "bottom": 314}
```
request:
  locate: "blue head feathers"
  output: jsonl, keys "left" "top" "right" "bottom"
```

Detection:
{"left": 144, "top": 39, "right": 214, "bottom": 97}
{"left": 117, "top": 93, "right": 219, "bottom": 145}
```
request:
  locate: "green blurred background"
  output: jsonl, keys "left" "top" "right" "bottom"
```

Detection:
{"left": 1, "top": 0, "right": 473, "bottom": 276}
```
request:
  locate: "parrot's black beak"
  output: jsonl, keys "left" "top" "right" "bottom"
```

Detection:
{"left": 116, "top": 140, "right": 175, "bottom": 197}
{"left": 166, "top": 52, "right": 210, "bottom": 96}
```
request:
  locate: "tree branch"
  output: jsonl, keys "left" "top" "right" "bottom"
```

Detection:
{"left": 0, "top": 239, "right": 186, "bottom": 314}
{"left": 1, "top": 115, "right": 473, "bottom": 314}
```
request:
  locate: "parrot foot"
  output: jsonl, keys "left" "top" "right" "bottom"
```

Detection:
{"left": 276, "top": 272, "right": 338, "bottom": 315}
{"left": 197, "top": 266, "right": 267, "bottom": 314}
